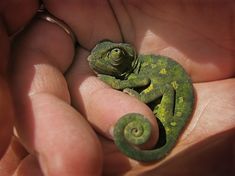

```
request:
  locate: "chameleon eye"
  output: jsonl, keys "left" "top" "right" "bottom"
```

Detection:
{"left": 110, "top": 48, "right": 122, "bottom": 61}
{"left": 108, "top": 48, "right": 125, "bottom": 67}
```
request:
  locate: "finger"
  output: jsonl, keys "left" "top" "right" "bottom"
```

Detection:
{"left": 0, "top": 76, "right": 14, "bottom": 158}
{"left": 0, "top": 0, "right": 39, "bottom": 35}
{"left": 11, "top": 17, "right": 102, "bottom": 175}
{"left": 43, "top": 0, "right": 122, "bottom": 48}
{"left": 66, "top": 48, "right": 159, "bottom": 148}
{"left": 0, "top": 137, "right": 28, "bottom": 175}
{"left": 13, "top": 155, "right": 43, "bottom": 176}
{"left": 0, "top": 21, "right": 14, "bottom": 158}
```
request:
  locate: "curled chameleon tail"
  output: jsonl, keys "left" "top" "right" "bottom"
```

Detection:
{"left": 114, "top": 113, "right": 152, "bottom": 148}
{"left": 113, "top": 113, "right": 156, "bottom": 162}
{"left": 113, "top": 112, "right": 185, "bottom": 162}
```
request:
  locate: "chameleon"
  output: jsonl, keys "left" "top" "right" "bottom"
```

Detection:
{"left": 87, "top": 40, "right": 194, "bottom": 162}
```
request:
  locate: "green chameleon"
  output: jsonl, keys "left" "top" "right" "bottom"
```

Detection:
{"left": 88, "top": 40, "right": 194, "bottom": 162}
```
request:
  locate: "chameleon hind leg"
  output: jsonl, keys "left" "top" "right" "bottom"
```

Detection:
{"left": 113, "top": 85, "right": 178, "bottom": 161}
{"left": 155, "top": 86, "right": 175, "bottom": 123}
{"left": 154, "top": 86, "right": 175, "bottom": 148}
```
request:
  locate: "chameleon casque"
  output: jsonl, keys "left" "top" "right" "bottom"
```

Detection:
{"left": 88, "top": 40, "right": 194, "bottom": 162}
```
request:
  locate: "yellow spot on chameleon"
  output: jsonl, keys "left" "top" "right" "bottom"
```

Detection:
{"left": 159, "top": 68, "right": 167, "bottom": 74}
{"left": 171, "top": 81, "right": 179, "bottom": 89}
{"left": 175, "top": 112, "right": 182, "bottom": 117}
{"left": 151, "top": 64, "right": 157, "bottom": 69}
{"left": 157, "top": 108, "right": 167, "bottom": 119}
{"left": 158, "top": 116, "right": 166, "bottom": 123}
{"left": 158, "top": 59, "right": 167, "bottom": 66}
{"left": 165, "top": 127, "right": 171, "bottom": 133}
{"left": 170, "top": 122, "right": 177, "bottom": 127}
{"left": 179, "top": 97, "right": 184, "bottom": 103}
{"left": 143, "top": 84, "right": 154, "bottom": 93}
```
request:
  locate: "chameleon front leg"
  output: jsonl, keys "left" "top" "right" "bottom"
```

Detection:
{"left": 124, "top": 84, "right": 163, "bottom": 104}
{"left": 98, "top": 74, "right": 150, "bottom": 90}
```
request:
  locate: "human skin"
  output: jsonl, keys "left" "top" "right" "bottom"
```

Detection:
{"left": 1, "top": 0, "right": 235, "bottom": 176}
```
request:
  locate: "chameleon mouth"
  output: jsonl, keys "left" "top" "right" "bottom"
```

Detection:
{"left": 89, "top": 62, "right": 120, "bottom": 77}
{"left": 92, "top": 66, "right": 110, "bottom": 75}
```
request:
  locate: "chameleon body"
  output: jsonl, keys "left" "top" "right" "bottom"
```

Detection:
{"left": 88, "top": 41, "right": 194, "bottom": 162}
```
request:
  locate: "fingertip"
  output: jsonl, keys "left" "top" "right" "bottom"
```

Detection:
{"left": 86, "top": 87, "right": 159, "bottom": 148}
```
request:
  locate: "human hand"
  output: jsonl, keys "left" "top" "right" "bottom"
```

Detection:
{"left": 2, "top": 0, "right": 235, "bottom": 176}
{"left": 64, "top": 0, "right": 235, "bottom": 175}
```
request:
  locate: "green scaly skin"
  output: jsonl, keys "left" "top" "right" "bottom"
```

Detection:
{"left": 88, "top": 40, "right": 194, "bottom": 162}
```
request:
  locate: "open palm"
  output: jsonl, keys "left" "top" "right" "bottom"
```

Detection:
{"left": 1, "top": 0, "right": 234, "bottom": 175}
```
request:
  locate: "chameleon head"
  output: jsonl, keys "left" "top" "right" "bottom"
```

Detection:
{"left": 88, "top": 40, "right": 138, "bottom": 79}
